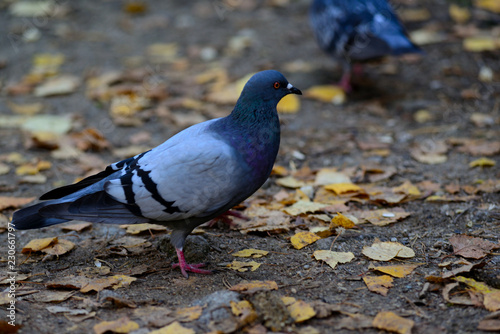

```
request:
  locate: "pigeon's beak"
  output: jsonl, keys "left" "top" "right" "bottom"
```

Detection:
{"left": 287, "top": 83, "right": 302, "bottom": 95}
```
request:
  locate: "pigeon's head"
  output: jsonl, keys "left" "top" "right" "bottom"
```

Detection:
{"left": 238, "top": 70, "right": 302, "bottom": 108}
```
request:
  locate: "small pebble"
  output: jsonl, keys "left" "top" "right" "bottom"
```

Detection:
{"left": 391, "top": 237, "right": 397, "bottom": 242}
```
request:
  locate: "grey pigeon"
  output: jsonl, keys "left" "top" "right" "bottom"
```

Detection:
{"left": 310, "top": 0, "right": 421, "bottom": 91}
{"left": 12, "top": 70, "right": 302, "bottom": 278}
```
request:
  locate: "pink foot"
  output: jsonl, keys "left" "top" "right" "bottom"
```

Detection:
{"left": 338, "top": 70, "right": 352, "bottom": 93}
{"left": 172, "top": 248, "right": 213, "bottom": 278}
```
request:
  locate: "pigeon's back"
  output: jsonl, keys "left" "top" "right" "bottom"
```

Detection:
{"left": 310, "top": 0, "right": 419, "bottom": 61}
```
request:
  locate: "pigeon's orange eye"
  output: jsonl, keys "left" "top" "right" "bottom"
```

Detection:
{"left": 273, "top": 82, "right": 280, "bottom": 89}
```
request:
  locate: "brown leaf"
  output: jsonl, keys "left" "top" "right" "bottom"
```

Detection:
{"left": 450, "top": 235, "right": 499, "bottom": 259}
{"left": 442, "top": 260, "right": 487, "bottom": 279}
{"left": 32, "top": 290, "right": 74, "bottom": 303}
{"left": 229, "top": 280, "right": 278, "bottom": 294}
{"left": 61, "top": 222, "right": 92, "bottom": 232}
{"left": 442, "top": 282, "right": 477, "bottom": 306}
{"left": 0, "top": 196, "right": 35, "bottom": 211}
{"left": 46, "top": 275, "right": 91, "bottom": 290}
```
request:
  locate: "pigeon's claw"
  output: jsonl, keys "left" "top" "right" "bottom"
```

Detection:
{"left": 173, "top": 248, "right": 213, "bottom": 278}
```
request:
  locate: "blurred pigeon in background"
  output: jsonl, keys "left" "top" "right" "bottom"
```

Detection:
{"left": 12, "top": 70, "right": 302, "bottom": 278}
{"left": 310, "top": 0, "right": 421, "bottom": 91}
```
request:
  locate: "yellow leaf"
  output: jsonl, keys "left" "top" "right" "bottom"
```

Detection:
{"left": 271, "top": 165, "right": 289, "bottom": 176}
{"left": 373, "top": 311, "right": 414, "bottom": 334}
{"left": 15, "top": 164, "right": 41, "bottom": 176}
{"left": 111, "top": 275, "right": 137, "bottom": 290}
{"left": 371, "top": 264, "right": 421, "bottom": 278}
{"left": 22, "top": 237, "right": 58, "bottom": 253}
{"left": 172, "top": 305, "right": 203, "bottom": 322}
{"left": 281, "top": 297, "right": 317, "bottom": 323}
{"left": 276, "top": 176, "right": 306, "bottom": 188}
{"left": 227, "top": 260, "right": 261, "bottom": 272}
{"left": 313, "top": 250, "right": 355, "bottom": 269}
{"left": 149, "top": 321, "right": 195, "bottom": 334}
{"left": 7, "top": 101, "right": 44, "bottom": 115}
{"left": 147, "top": 43, "right": 179, "bottom": 64}
{"left": 330, "top": 213, "right": 356, "bottom": 229}
{"left": 362, "top": 241, "right": 415, "bottom": 261}
{"left": 449, "top": 4, "right": 470, "bottom": 23}
{"left": 283, "top": 200, "right": 327, "bottom": 216}
{"left": 304, "top": 85, "right": 346, "bottom": 104}
{"left": 229, "top": 280, "right": 278, "bottom": 294}
{"left": 93, "top": 317, "right": 139, "bottom": 334}
{"left": 363, "top": 275, "right": 394, "bottom": 296}
{"left": 475, "top": 0, "right": 500, "bottom": 13}
{"left": 230, "top": 300, "right": 258, "bottom": 325}
{"left": 309, "top": 226, "right": 334, "bottom": 238}
{"left": 463, "top": 36, "right": 500, "bottom": 52}
{"left": 232, "top": 248, "right": 269, "bottom": 258}
{"left": 290, "top": 231, "right": 321, "bottom": 250}
{"left": 393, "top": 180, "right": 421, "bottom": 199}
{"left": 278, "top": 94, "right": 301, "bottom": 113}
{"left": 42, "top": 239, "right": 75, "bottom": 256}
{"left": 469, "top": 157, "right": 496, "bottom": 168}
{"left": 324, "top": 183, "right": 363, "bottom": 195}
{"left": 120, "top": 223, "right": 167, "bottom": 234}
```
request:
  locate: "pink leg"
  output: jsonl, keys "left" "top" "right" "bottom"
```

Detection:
{"left": 172, "top": 248, "right": 213, "bottom": 278}
{"left": 338, "top": 70, "right": 352, "bottom": 93}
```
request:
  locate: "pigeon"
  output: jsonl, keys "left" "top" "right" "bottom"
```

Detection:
{"left": 12, "top": 70, "right": 302, "bottom": 278}
{"left": 309, "top": 0, "right": 421, "bottom": 91}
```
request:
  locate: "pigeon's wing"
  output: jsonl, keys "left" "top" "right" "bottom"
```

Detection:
{"left": 39, "top": 156, "right": 141, "bottom": 200}
{"left": 104, "top": 128, "right": 253, "bottom": 222}
{"left": 310, "top": 0, "right": 349, "bottom": 56}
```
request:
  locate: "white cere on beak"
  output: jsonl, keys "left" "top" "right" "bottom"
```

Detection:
{"left": 287, "top": 83, "right": 293, "bottom": 90}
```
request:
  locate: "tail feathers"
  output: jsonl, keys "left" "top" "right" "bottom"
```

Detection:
{"left": 12, "top": 202, "right": 69, "bottom": 230}
{"left": 39, "top": 192, "right": 150, "bottom": 225}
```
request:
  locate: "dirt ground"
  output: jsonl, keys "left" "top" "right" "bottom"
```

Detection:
{"left": 1, "top": 1, "right": 499, "bottom": 333}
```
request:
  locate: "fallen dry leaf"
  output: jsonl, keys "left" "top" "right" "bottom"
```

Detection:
{"left": 442, "top": 282, "right": 477, "bottom": 306}
{"left": 371, "top": 264, "right": 421, "bottom": 278}
{"left": 61, "top": 222, "right": 92, "bottom": 232}
{"left": 330, "top": 213, "right": 356, "bottom": 229}
{"left": 277, "top": 94, "right": 300, "bottom": 113}
{"left": 283, "top": 200, "right": 328, "bottom": 216}
{"left": 304, "top": 85, "right": 346, "bottom": 104}
{"left": 229, "top": 280, "right": 278, "bottom": 294}
{"left": 363, "top": 275, "right": 394, "bottom": 296}
{"left": 172, "top": 305, "right": 203, "bottom": 322}
{"left": 227, "top": 260, "right": 261, "bottom": 272}
{"left": 149, "top": 321, "right": 195, "bottom": 334}
{"left": 356, "top": 209, "right": 411, "bottom": 226}
{"left": 454, "top": 276, "right": 500, "bottom": 311}
{"left": 93, "top": 316, "right": 139, "bottom": 334}
{"left": 362, "top": 241, "right": 415, "bottom": 261}
{"left": 372, "top": 311, "right": 415, "bottom": 334}
{"left": 290, "top": 231, "right": 322, "bottom": 250}
{"left": 232, "top": 248, "right": 269, "bottom": 258}
{"left": 281, "top": 297, "right": 317, "bottom": 323}
{"left": 324, "top": 183, "right": 363, "bottom": 196}
{"left": 41, "top": 239, "right": 75, "bottom": 256}
{"left": 475, "top": 0, "right": 500, "bottom": 13}
{"left": 0, "top": 196, "right": 35, "bottom": 211}
{"left": 32, "top": 290, "right": 74, "bottom": 303}
{"left": 22, "top": 237, "right": 58, "bottom": 253}
{"left": 469, "top": 157, "right": 495, "bottom": 168}
{"left": 313, "top": 250, "right": 355, "bottom": 269}
{"left": 231, "top": 300, "right": 258, "bottom": 326}
{"left": 450, "top": 234, "right": 499, "bottom": 259}
{"left": 120, "top": 223, "right": 167, "bottom": 234}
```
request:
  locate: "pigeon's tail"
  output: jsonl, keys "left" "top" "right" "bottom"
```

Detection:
{"left": 12, "top": 202, "right": 69, "bottom": 230}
